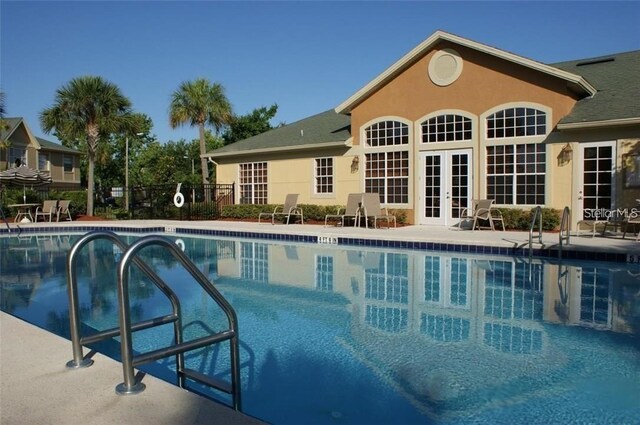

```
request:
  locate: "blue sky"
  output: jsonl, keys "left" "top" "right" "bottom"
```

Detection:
{"left": 2, "top": 1, "right": 639, "bottom": 144}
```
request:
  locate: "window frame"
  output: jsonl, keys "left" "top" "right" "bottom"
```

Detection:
{"left": 38, "top": 152, "right": 50, "bottom": 171}
{"left": 482, "top": 103, "right": 550, "bottom": 206}
{"left": 238, "top": 162, "right": 268, "bottom": 205}
{"left": 362, "top": 117, "right": 411, "bottom": 206}
{"left": 312, "top": 157, "right": 334, "bottom": 198}
{"left": 63, "top": 155, "right": 74, "bottom": 173}
{"left": 9, "top": 147, "right": 27, "bottom": 167}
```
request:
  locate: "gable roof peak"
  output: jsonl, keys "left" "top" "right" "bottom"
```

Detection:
{"left": 335, "top": 31, "right": 597, "bottom": 114}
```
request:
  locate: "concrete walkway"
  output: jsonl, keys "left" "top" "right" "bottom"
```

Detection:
{"left": 1, "top": 220, "right": 639, "bottom": 425}
{"left": 0, "top": 312, "right": 265, "bottom": 425}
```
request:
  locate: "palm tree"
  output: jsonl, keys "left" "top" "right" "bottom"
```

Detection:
{"left": 40, "top": 76, "right": 134, "bottom": 216}
{"left": 169, "top": 78, "right": 232, "bottom": 184}
{"left": 0, "top": 91, "right": 11, "bottom": 170}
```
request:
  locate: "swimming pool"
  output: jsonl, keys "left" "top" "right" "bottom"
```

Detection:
{"left": 2, "top": 232, "right": 639, "bottom": 424}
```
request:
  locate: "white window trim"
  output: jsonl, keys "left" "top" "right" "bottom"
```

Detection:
{"left": 237, "top": 162, "right": 268, "bottom": 204}
{"left": 63, "top": 155, "right": 74, "bottom": 173}
{"left": 416, "top": 110, "right": 477, "bottom": 151}
{"left": 481, "top": 102, "right": 552, "bottom": 145}
{"left": 311, "top": 157, "right": 335, "bottom": 199}
{"left": 9, "top": 147, "right": 27, "bottom": 167}
{"left": 38, "top": 152, "right": 50, "bottom": 171}
{"left": 480, "top": 102, "right": 552, "bottom": 205}
{"left": 361, "top": 116, "right": 413, "bottom": 208}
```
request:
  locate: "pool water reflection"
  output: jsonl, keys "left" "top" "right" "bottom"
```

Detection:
{"left": 1, "top": 233, "right": 639, "bottom": 424}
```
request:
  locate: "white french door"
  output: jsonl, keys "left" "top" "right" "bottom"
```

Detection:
{"left": 577, "top": 141, "right": 616, "bottom": 221}
{"left": 420, "top": 149, "right": 472, "bottom": 226}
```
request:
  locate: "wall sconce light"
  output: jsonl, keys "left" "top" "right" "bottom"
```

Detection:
{"left": 350, "top": 156, "right": 360, "bottom": 173}
{"left": 560, "top": 143, "right": 573, "bottom": 162}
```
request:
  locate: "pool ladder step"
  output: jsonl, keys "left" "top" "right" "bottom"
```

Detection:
{"left": 65, "top": 230, "right": 242, "bottom": 411}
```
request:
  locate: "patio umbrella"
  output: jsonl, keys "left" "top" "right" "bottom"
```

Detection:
{"left": 0, "top": 165, "right": 53, "bottom": 202}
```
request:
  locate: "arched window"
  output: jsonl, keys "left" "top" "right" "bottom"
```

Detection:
{"left": 485, "top": 106, "right": 547, "bottom": 205}
{"left": 364, "top": 120, "right": 409, "bottom": 204}
{"left": 421, "top": 114, "right": 472, "bottom": 143}
{"left": 365, "top": 120, "right": 409, "bottom": 147}
{"left": 486, "top": 107, "right": 546, "bottom": 139}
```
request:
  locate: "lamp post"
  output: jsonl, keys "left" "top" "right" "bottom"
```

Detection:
{"left": 184, "top": 155, "right": 195, "bottom": 202}
{"left": 125, "top": 132, "right": 144, "bottom": 212}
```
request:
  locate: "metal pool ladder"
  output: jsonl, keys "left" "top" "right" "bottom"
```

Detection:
{"left": 65, "top": 230, "right": 242, "bottom": 410}
{"left": 528, "top": 206, "right": 543, "bottom": 257}
{"left": 558, "top": 206, "right": 571, "bottom": 258}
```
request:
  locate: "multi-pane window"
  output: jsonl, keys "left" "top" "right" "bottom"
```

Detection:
{"left": 38, "top": 153, "right": 49, "bottom": 171}
{"left": 486, "top": 144, "right": 545, "bottom": 205}
{"left": 365, "top": 121, "right": 408, "bottom": 147}
{"left": 314, "top": 158, "right": 334, "bottom": 194}
{"left": 486, "top": 107, "right": 546, "bottom": 139}
{"left": 239, "top": 162, "right": 267, "bottom": 204}
{"left": 9, "top": 147, "right": 27, "bottom": 167}
{"left": 365, "top": 151, "right": 409, "bottom": 204}
{"left": 315, "top": 255, "right": 334, "bottom": 291}
{"left": 421, "top": 114, "right": 472, "bottom": 143}
{"left": 240, "top": 242, "right": 268, "bottom": 282}
{"left": 63, "top": 155, "right": 73, "bottom": 172}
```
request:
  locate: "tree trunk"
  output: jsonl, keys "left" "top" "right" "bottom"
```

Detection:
{"left": 86, "top": 154, "right": 95, "bottom": 216}
{"left": 199, "top": 124, "right": 209, "bottom": 185}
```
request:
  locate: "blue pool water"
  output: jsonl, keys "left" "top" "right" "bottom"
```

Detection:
{"left": 1, "top": 233, "right": 639, "bottom": 424}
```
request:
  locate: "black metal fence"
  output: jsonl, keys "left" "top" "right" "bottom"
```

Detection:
{"left": 130, "top": 183, "right": 235, "bottom": 220}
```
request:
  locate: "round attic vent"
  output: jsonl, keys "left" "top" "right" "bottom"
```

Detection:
{"left": 428, "top": 49, "right": 463, "bottom": 87}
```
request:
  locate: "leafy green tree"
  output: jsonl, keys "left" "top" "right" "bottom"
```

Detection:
{"left": 222, "top": 104, "right": 279, "bottom": 145}
{"left": 132, "top": 139, "right": 193, "bottom": 187}
{"left": 169, "top": 78, "right": 232, "bottom": 184}
{"left": 40, "top": 76, "right": 136, "bottom": 215}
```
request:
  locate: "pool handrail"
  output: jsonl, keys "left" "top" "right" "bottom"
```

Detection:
{"left": 66, "top": 231, "right": 183, "bottom": 371}
{"left": 559, "top": 206, "right": 571, "bottom": 258}
{"left": 66, "top": 231, "right": 242, "bottom": 411}
{"left": 528, "top": 206, "right": 543, "bottom": 257}
{"left": 115, "top": 235, "right": 242, "bottom": 411}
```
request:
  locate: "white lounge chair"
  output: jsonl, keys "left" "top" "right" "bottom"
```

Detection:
{"left": 361, "top": 193, "right": 396, "bottom": 229}
{"left": 258, "top": 194, "right": 304, "bottom": 224}
{"left": 56, "top": 200, "right": 72, "bottom": 221}
{"left": 458, "top": 199, "right": 505, "bottom": 231}
{"left": 324, "top": 193, "right": 363, "bottom": 227}
{"left": 34, "top": 200, "right": 58, "bottom": 222}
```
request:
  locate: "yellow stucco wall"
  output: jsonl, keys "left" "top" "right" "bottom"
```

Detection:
{"left": 216, "top": 147, "right": 362, "bottom": 205}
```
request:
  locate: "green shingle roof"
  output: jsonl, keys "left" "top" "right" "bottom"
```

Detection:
{"left": 208, "top": 109, "right": 351, "bottom": 157}
{"left": 552, "top": 50, "right": 640, "bottom": 125}
{"left": 0, "top": 117, "right": 22, "bottom": 140}
{"left": 35, "top": 137, "right": 80, "bottom": 154}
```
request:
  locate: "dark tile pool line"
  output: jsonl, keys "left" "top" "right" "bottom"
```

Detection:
{"left": 0, "top": 225, "right": 628, "bottom": 263}
{"left": 173, "top": 227, "right": 629, "bottom": 263}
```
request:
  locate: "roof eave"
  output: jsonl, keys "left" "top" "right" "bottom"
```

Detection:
{"left": 557, "top": 117, "right": 640, "bottom": 130}
{"left": 205, "top": 140, "right": 350, "bottom": 159}
{"left": 335, "top": 31, "right": 597, "bottom": 114}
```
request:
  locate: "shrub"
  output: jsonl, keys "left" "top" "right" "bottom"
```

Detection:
{"left": 495, "top": 207, "right": 560, "bottom": 231}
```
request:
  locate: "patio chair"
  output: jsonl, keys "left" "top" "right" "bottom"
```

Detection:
{"left": 57, "top": 200, "right": 72, "bottom": 221}
{"left": 458, "top": 199, "right": 505, "bottom": 231}
{"left": 622, "top": 211, "right": 640, "bottom": 241}
{"left": 324, "top": 193, "right": 363, "bottom": 227}
{"left": 576, "top": 218, "right": 608, "bottom": 237}
{"left": 361, "top": 193, "right": 396, "bottom": 229}
{"left": 34, "top": 200, "right": 58, "bottom": 222}
{"left": 258, "top": 193, "right": 304, "bottom": 224}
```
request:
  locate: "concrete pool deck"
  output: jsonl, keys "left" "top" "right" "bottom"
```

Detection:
{"left": 1, "top": 220, "right": 639, "bottom": 425}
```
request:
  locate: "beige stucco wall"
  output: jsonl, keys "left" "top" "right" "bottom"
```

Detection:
{"left": 213, "top": 40, "right": 637, "bottom": 226}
